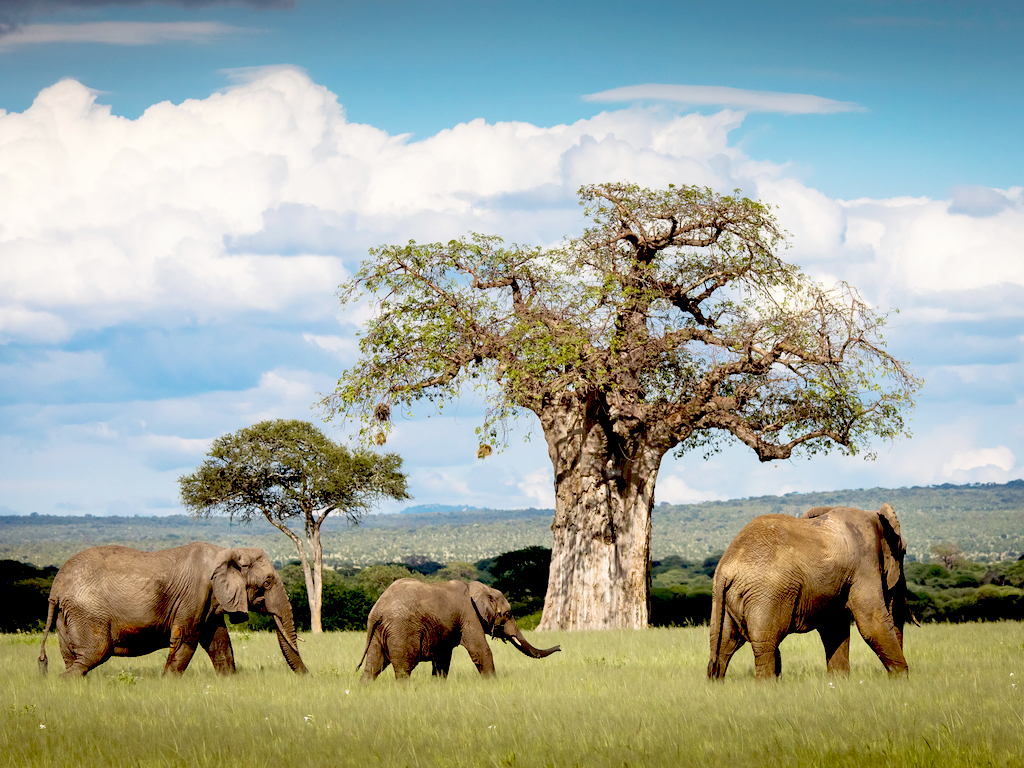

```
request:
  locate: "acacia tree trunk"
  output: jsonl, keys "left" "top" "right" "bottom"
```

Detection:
{"left": 267, "top": 518, "right": 324, "bottom": 634}
{"left": 536, "top": 399, "right": 667, "bottom": 630}
{"left": 306, "top": 526, "right": 324, "bottom": 634}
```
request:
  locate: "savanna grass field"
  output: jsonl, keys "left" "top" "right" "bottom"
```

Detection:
{"left": 3, "top": 623, "right": 1022, "bottom": 768}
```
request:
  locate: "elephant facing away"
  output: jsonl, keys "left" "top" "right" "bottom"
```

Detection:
{"left": 708, "top": 504, "right": 912, "bottom": 681}
{"left": 38, "top": 543, "right": 308, "bottom": 678}
{"left": 358, "top": 579, "right": 560, "bottom": 681}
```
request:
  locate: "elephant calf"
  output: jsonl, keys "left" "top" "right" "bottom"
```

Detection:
{"left": 358, "top": 579, "right": 560, "bottom": 681}
{"left": 708, "top": 504, "right": 913, "bottom": 680}
{"left": 38, "top": 542, "right": 308, "bottom": 678}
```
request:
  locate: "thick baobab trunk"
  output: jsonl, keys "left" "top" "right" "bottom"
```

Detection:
{"left": 537, "top": 401, "right": 665, "bottom": 630}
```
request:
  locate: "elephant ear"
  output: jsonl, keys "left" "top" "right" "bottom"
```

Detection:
{"left": 877, "top": 503, "right": 906, "bottom": 592}
{"left": 469, "top": 581, "right": 497, "bottom": 632}
{"left": 211, "top": 548, "right": 250, "bottom": 617}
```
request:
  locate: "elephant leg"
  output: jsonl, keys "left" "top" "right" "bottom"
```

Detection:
{"left": 708, "top": 610, "right": 746, "bottom": 679}
{"left": 749, "top": 637, "right": 784, "bottom": 680}
{"left": 431, "top": 646, "right": 453, "bottom": 678}
{"left": 463, "top": 637, "right": 496, "bottom": 677}
{"left": 58, "top": 613, "right": 111, "bottom": 677}
{"left": 199, "top": 621, "right": 236, "bottom": 676}
{"left": 851, "top": 610, "right": 908, "bottom": 675}
{"left": 818, "top": 622, "right": 852, "bottom": 676}
{"left": 60, "top": 649, "right": 108, "bottom": 677}
{"left": 387, "top": 630, "right": 426, "bottom": 680}
{"left": 59, "top": 641, "right": 76, "bottom": 671}
{"left": 163, "top": 624, "right": 198, "bottom": 676}
{"left": 747, "top": 612, "right": 787, "bottom": 680}
{"left": 850, "top": 583, "right": 908, "bottom": 675}
{"left": 746, "top": 605, "right": 788, "bottom": 680}
{"left": 360, "top": 638, "right": 389, "bottom": 683}
{"left": 391, "top": 653, "right": 416, "bottom": 680}
{"left": 56, "top": 616, "right": 77, "bottom": 671}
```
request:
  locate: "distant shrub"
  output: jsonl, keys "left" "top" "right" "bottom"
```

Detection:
{"left": 482, "top": 546, "right": 551, "bottom": 616}
{"left": 354, "top": 564, "right": 423, "bottom": 600}
{"left": 650, "top": 587, "right": 712, "bottom": 627}
{"left": 430, "top": 562, "right": 487, "bottom": 583}
{"left": 0, "top": 561, "right": 56, "bottom": 633}
{"left": 320, "top": 584, "right": 377, "bottom": 631}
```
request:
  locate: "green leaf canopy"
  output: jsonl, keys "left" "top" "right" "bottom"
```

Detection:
{"left": 323, "top": 182, "right": 920, "bottom": 462}
{"left": 179, "top": 419, "right": 409, "bottom": 527}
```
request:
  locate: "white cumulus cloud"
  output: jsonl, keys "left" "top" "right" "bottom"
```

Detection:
{"left": 3, "top": 69, "right": 1024, "bottom": 514}
{"left": 654, "top": 472, "right": 726, "bottom": 504}
{"left": 518, "top": 467, "right": 554, "bottom": 509}
{"left": 942, "top": 446, "right": 1016, "bottom": 476}
{"left": 0, "top": 69, "right": 774, "bottom": 344}
{"left": 6, "top": 66, "right": 1022, "bottom": 349}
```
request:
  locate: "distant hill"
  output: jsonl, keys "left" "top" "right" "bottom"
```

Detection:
{"left": 2, "top": 481, "right": 1022, "bottom": 568}
{"left": 397, "top": 504, "right": 483, "bottom": 515}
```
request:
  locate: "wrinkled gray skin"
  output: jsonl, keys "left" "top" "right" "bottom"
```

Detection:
{"left": 708, "top": 504, "right": 913, "bottom": 681}
{"left": 38, "top": 543, "right": 308, "bottom": 678}
{"left": 358, "top": 579, "right": 560, "bottom": 681}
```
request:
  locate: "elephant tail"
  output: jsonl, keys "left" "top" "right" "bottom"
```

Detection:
{"left": 356, "top": 617, "right": 381, "bottom": 671}
{"left": 38, "top": 597, "right": 57, "bottom": 676}
{"left": 707, "top": 573, "right": 729, "bottom": 680}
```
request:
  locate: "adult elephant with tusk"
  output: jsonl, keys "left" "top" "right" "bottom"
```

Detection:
{"left": 38, "top": 543, "right": 308, "bottom": 678}
{"left": 358, "top": 579, "right": 560, "bottom": 681}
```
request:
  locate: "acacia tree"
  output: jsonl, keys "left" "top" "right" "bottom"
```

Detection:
{"left": 322, "top": 182, "right": 920, "bottom": 630}
{"left": 930, "top": 542, "right": 964, "bottom": 570}
{"left": 179, "top": 419, "right": 409, "bottom": 633}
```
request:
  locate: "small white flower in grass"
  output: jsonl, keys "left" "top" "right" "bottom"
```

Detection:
{"left": 344, "top": 690, "right": 350, "bottom": 695}
{"left": 39, "top": 724, "right": 46, "bottom": 729}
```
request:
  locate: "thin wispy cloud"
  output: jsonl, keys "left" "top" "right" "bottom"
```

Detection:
{"left": 584, "top": 84, "right": 866, "bottom": 115}
{"left": 0, "top": 1, "right": 291, "bottom": 35}
{"left": 3, "top": 0, "right": 289, "bottom": 12}
{"left": 0, "top": 20, "right": 252, "bottom": 47}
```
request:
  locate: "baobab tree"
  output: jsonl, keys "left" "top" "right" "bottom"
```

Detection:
{"left": 322, "top": 182, "right": 920, "bottom": 630}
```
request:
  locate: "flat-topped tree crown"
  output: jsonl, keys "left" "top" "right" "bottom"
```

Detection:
{"left": 179, "top": 419, "right": 409, "bottom": 634}
{"left": 323, "top": 182, "right": 920, "bottom": 630}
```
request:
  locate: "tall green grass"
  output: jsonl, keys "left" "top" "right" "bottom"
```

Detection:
{"left": 3, "top": 623, "right": 1022, "bottom": 767}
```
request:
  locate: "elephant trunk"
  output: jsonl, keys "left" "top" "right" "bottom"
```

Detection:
{"left": 272, "top": 610, "right": 308, "bottom": 675}
{"left": 498, "top": 618, "right": 560, "bottom": 659}
{"left": 262, "top": 579, "right": 307, "bottom": 674}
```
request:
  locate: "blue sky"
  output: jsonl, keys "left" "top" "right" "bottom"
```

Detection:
{"left": 1, "top": 0, "right": 1022, "bottom": 515}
